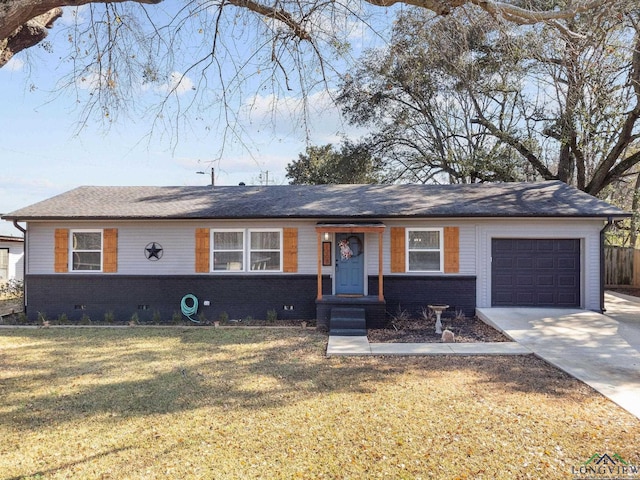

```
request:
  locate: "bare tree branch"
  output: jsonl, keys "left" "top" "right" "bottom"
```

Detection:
{"left": 469, "top": 0, "right": 607, "bottom": 24}
{"left": 0, "top": 0, "right": 161, "bottom": 40}
{"left": 469, "top": 96, "right": 556, "bottom": 180}
{"left": 227, "top": 0, "right": 311, "bottom": 41}
{"left": 0, "top": 0, "right": 617, "bottom": 69}
{"left": 586, "top": 29, "right": 640, "bottom": 194}
{"left": 0, "top": 7, "right": 61, "bottom": 67}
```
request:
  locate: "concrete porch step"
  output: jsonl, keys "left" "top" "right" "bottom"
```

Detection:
{"left": 329, "top": 328, "right": 368, "bottom": 336}
{"left": 329, "top": 307, "right": 366, "bottom": 336}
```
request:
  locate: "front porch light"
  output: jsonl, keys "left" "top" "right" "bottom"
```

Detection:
{"left": 323, "top": 232, "right": 330, "bottom": 241}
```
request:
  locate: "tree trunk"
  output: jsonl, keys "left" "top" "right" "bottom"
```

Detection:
{"left": 586, "top": 30, "right": 640, "bottom": 196}
{"left": 631, "top": 171, "right": 640, "bottom": 249}
{"left": 557, "top": 39, "right": 580, "bottom": 184}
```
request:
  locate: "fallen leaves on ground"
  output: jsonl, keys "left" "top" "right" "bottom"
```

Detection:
{"left": 0, "top": 328, "right": 638, "bottom": 479}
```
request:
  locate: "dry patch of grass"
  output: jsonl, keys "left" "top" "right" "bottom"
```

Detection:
{"left": 0, "top": 328, "right": 638, "bottom": 479}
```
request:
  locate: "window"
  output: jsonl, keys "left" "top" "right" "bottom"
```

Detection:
{"left": 212, "top": 230, "right": 244, "bottom": 271}
{"left": 71, "top": 230, "right": 102, "bottom": 271}
{"left": 249, "top": 230, "right": 281, "bottom": 271}
{"left": 210, "top": 229, "right": 282, "bottom": 272}
{"left": 407, "top": 228, "right": 443, "bottom": 272}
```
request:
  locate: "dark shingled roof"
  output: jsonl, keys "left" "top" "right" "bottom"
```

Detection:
{"left": 2, "top": 181, "right": 628, "bottom": 221}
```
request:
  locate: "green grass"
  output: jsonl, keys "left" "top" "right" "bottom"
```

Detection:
{"left": 0, "top": 328, "right": 638, "bottom": 479}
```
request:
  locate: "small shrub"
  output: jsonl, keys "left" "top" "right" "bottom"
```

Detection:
{"left": 37, "top": 311, "right": 47, "bottom": 325}
{"left": 104, "top": 310, "right": 115, "bottom": 324}
{"left": 454, "top": 309, "right": 466, "bottom": 322}
{"left": 57, "top": 313, "right": 69, "bottom": 324}
{"left": 152, "top": 309, "right": 162, "bottom": 324}
{"left": 244, "top": 315, "right": 254, "bottom": 323}
{"left": 15, "top": 312, "right": 28, "bottom": 325}
{"left": 129, "top": 312, "right": 139, "bottom": 325}
{"left": 0, "top": 279, "right": 24, "bottom": 299}
{"left": 266, "top": 309, "right": 277, "bottom": 323}
{"left": 389, "top": 304, "right": 411, "bottom": 330}
{"left": 420, "top": 306, "right": 435, "bottom": 322}
{"left": 218, "top": 311, "right": 229, "bottom": 324}
{"left": 316, "top": 323, "right": 329, "bottom": 333}
{"left": 172, "top": 310, "right": 183, "bottom": 324}
{"left": 198, "top": 312, "right": 207, "bottom": 324}
{"left": 80, "top": 314, "right": 92, "bottom": 325}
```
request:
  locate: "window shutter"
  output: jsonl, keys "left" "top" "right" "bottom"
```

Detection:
{"left": 283, "top": 228, "right": 298, "bottom": 273}
{"left": 103, "top": 229, "right": 118, "bottom": 273}
{"left": 54, "top": 229, "right": 69, "bottom": 273}
{"left": 390, "top": 227, "right": 406, "bottom": 273}
{"left": 444, "top": 226, "right": 460, "bottom": 274}
{"left": 195, "top": 228, "right": 210, "bottom": 273}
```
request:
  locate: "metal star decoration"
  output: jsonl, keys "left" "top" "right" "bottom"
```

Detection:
{"left": 145, "top": 242, "right": 163, "bottom": 260}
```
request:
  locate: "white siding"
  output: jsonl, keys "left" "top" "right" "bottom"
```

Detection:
{"left": 0, "top": 240, "right": 24, "bottom": 281}
{"left": 298, "top": 224, "right": 322, "bottom": 274}
{"left": 26, "top": 217, "right": 606, "bottom": 310}
{"left": 475, "top": 218, "right": 604, "bottom": 310}
{"left": 11, "top": 244, "right": 24, "bottom": 281}
{"left": 379, "top": 220, "right": 476, "bottom": 276}
{"left": 27, "top": 220, "right": 321, "bottom": 275}
{"left": 25, "top": 223, "right": 53, "bottom": 274}
{"left": 27, "top": 219, "right": 476, "bottom": 276}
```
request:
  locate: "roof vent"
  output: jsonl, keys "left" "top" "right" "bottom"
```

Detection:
{"left": 238, "top": 182, "right": 246, "bottom": 186}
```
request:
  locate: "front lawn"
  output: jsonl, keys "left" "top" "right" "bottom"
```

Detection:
{"left": 1, "top": 328, "right": 638, "bottom": 479}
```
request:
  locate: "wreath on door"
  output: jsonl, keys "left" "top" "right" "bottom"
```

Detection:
{"left": 338, "top": 236, "right": 363, "bottom": 261}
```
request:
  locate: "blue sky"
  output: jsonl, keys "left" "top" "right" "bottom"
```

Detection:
{"left": 1, "top": 3, "right": 388, "bottom": 236}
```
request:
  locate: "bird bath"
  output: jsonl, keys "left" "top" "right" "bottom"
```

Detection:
{"left": 428, "top": 304, "right": 449, "bottom": 334}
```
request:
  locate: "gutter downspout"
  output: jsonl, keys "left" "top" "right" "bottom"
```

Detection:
{"left": 12, "top": 220, "right": 27, "bottom": 316}
{"left": 600, "top": 216, "right": 614, "bottom": 313}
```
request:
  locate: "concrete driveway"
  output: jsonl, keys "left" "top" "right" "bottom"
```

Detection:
{"left": 477, "top": 292, "right": 640, "bottom": 419}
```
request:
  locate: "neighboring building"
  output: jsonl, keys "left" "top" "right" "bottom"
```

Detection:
{"left": 1, "top": 181, "right": 628, "bottom": 326}
{"left": 0, "top": 235, "right": 24, "bottom": 284}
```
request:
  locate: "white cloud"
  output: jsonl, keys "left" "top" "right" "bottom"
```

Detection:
{"left": 241, "top": 89, "right": 367, "bottom": 145}
{"left": 76, "top": 69, "right": 195, "bottom": 98}
{"left": 172, "top": 89, "right": 370, "bottom": 187}
{"left": 4, "top": 57, "right": 24, "bottom": 72}
{"left": 75, "top": 70, "right": 108, "bottom": 91}
{"left": 154, "top": 72, "right": 195, "bottom": 96}
{"left": 60, "top": 5, "right": 89, "bottom": 26}
{"left": 243, "top": 90, "right": 333, "bottom": 134}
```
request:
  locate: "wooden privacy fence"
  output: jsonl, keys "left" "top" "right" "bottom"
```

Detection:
{"left": 605, "top": 246, "right": 640, "bottom": 287}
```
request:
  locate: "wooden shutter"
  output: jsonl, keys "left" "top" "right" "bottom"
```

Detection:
{"left": 54, "top": 229, "right": 69, "bottom": 273}
{"left": 195, "top": 228, "right": 210, "bottom": 273}
{"left": 283, "top": 228, "right": 298, "bottom": 273}
{"left": 103, "top": 228, "right": 118, "bottom": 273}
{"left": 443, "top": 226, "right": 460, "bottom": 274}
{"left": 390, "top": 227, "right": 406, "bottom": 273}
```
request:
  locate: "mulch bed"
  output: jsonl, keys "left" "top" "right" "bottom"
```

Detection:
{"left": 369, "top": 288, "right": 640, "bottom": 344}
{"left": 368, "top": 315, "right": 511, "bottom": 343}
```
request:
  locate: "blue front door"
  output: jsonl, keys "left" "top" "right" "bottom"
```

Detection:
{"left": 335, "top": 233, "right": 365, "bottom": 295}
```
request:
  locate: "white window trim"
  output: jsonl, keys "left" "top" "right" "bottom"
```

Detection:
{"left": 248, "top": 228, "right": 283, "bottom": 272}
{"left": 69, "top": 229, "right": 103, "bottom": 272}
{"left": 211, "top": 229, "right": 245, "bottom": 272}
{"left": 210, "top": 228, "right": 283, "bottom": 273}
{"left": 406, "top": 227, "right": 444, "bottom": 273}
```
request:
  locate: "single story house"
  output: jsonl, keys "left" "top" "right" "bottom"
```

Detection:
{"left": 1, "top": 181, "right": 628, "bottom": 328}
{"left": 0, "top": 235, "right": 24, "bottom": 284}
